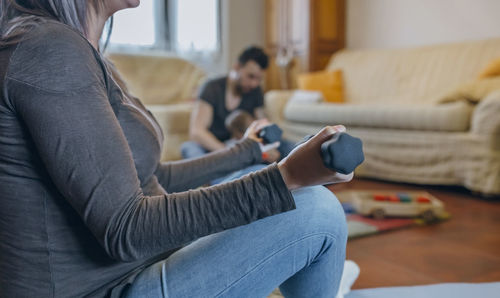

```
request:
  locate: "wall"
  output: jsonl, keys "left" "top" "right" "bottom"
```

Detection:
{"left": 166, "top": 0, "right": 265, "bottom": 78}
{"left": 347, "top": 0, "right": 500, "bottom": 49}
{"left": 208, "top": 0, "right": 265, "bottom": 76}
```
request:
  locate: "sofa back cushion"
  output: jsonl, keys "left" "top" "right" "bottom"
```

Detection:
{"left": 326, "top": 39, "right": 500, "bottom": 105}
{"left": 107, "top": 54, "right": 206, "bottom": 105}
{"left": 284, "top": 101, "right": 474, "bottom": 132}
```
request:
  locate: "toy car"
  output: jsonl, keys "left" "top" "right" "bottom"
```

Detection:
{"left": 351, "top": 191, "right": 445, "bottom": 221}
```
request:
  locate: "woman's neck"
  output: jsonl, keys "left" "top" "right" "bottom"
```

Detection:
{"left": 86, "top": 7, "right": 109, "bottom": 51}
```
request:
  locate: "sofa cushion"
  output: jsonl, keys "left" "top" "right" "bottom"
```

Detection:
{"left": 108, "top": 54, "right": 205, "bottom": 105}
{"left": 146, "top": 103, "right": 193, "bottom": 161}
{"left": 283, "top": 101, "right": 473, "bottom": 132}
{"left": 297, "top": 70, "right": 344, "bottom": 103}
{"left": 439, "top": 77, "right": 500, "bottom": 104}
{"left": 478, "top": 57, "right": 500, "bottom": 78}
{"left": 326, "top": 38, "right": 500, "bottom": 105}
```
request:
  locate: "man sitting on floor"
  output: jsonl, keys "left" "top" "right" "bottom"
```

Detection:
{"left": 181, "top": 46, "right": 294, "bottom": 162}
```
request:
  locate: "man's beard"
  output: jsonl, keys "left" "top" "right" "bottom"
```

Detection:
{"left": 233, "top": 81, "right": 251, "bottom": 96}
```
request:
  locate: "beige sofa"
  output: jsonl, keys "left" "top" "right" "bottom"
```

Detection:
{"left": 265, "top": 39, "right": 500, "bottom": 196}
{"left": 108, "top": 53, "right": 206, "bottom": 161}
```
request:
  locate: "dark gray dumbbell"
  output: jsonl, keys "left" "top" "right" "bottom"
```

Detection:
{"left": 320, "top": 132, "right": 364, "bottom": 174}
{"left": 258, "top": 124, "right": 283, "bottom": 144}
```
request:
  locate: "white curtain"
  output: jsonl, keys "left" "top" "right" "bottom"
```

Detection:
{"left": 173, "top": 0, "right": 220, "bottom": 57}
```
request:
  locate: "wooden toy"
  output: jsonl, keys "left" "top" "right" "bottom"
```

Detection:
{"left": 350, "top": 191, "right": 445, "bottom": 221}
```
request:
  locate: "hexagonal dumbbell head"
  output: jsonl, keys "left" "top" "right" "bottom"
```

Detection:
{"left": 258, "top": 124, "right": 283, "bottom": 144}
{"left": 320, "top": 132, "right": 365, "bottom": 174}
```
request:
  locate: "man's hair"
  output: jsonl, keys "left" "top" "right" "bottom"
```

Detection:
{"left": 238, "top": 46, "right": 269, "bottom": 70}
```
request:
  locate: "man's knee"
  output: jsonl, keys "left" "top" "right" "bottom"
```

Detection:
{"left": 181, "top": 141, "right": 207, "bottom": 159}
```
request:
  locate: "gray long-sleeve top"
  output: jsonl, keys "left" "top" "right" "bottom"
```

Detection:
{"left": 0, "top": 21, "right": 295, "bottom": 297}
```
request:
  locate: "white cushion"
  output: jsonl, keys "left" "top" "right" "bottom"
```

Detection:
{"left": 288, "top": 90, "right": 324, "bottom": 104}
{"left": 283, "top": 101, "right": 473, "bottom": 132}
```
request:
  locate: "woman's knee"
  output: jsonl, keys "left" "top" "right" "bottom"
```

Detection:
{"left": 290, "top": 186, "right": 348, "bottom": 243}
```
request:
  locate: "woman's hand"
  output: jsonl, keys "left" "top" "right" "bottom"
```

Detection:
{"left": 278, "top": 125, "right": 354, "bottom": 190}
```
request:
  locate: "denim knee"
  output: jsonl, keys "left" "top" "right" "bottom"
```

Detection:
{"left": 291, "top": 186, "right": 348, "bottom": 244}
{"left": 180, "top": 141, "right": 207, "bottom": 159}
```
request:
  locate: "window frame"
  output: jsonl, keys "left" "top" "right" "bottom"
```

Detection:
{"left": 105, "top": 0, "right": 222, "bottom": 57}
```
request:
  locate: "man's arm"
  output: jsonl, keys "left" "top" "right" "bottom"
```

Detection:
{"left": 189, "top": 100, "right": 225, "bottom": 152}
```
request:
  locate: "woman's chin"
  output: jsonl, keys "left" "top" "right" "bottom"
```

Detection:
{"left": 129, "top": 0, "right": 141, "bottom": 8}
{"left": 108, "top": 0, "right": 141, "bottom": 14}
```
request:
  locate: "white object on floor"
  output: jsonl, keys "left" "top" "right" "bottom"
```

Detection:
{"left": 345, "top": 282, "right": 500, "bottom": 298}
{"left": 336, "top": 260, "right": 361, "bottom": 298}
{"left": 288, "top": 90, "right": 324, "bottom": 104}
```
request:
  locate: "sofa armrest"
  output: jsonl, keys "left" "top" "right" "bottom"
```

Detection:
{"left": 147, "top": 103, "right": 193, "bottom": 134}
{"left": 146, "top": 103, "right": 193, "bottom": 161}
{"left": 471, "top": 91, "right": 500, "bottom": 137}
{"left": 264, "top": 90, "right": 295, "bottom": 125}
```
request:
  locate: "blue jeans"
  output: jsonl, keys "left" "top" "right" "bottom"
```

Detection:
{"left": 180, "top": 141, "right": 209, "bottom": 159}
{"left": 181, "top": 139, "right": 297, "bottom": 160}
{"left": 124, "top": 165, "right": 347, "bottom": 297}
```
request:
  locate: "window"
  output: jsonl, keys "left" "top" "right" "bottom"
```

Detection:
{"left": 174, "top": 0, "right": 220, "bottom": 53}
{"left": 107, "top": 0, "right": 220, "bottom": 54}
{"left": 108, "top": 1, "right": 157, "bottom": 48}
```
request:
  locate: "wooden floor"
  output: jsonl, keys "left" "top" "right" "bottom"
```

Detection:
{"left": 327, "top": 178, "right": 500, "bottom": 289}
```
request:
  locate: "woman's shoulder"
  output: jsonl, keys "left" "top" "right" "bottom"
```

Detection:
{"left": 6, "top": 20, "right": 106, "bottom": 92}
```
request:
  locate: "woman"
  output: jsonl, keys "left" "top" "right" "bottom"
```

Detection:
{"left": 0, "top": 1, "right": 352, "bottom": 297}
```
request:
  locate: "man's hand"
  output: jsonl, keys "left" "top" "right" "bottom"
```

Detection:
{"left": 243, "top": 119, "right": 269, "bottom": 143}
{"left": 243, "top": 119, "right": 282, "bottom": 156}
{"left": 263, "top": 148, "right": 281, "bottom": 163}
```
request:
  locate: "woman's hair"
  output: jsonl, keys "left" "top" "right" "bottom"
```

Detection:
{"left": 1, "top": 0, "right": 135, "bottom": 103}
{"left": 0, "top": 0, "right": 130, "bottom": 94}
{"left": 0, "top": 0, "right": 104, "bottom": 48}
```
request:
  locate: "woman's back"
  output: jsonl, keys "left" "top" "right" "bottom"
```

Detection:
{"left": 0, "top": 21, "right": 159, "bottom": 297}
{"left": 0, "top": 20, "right": 293, "bottom": 297}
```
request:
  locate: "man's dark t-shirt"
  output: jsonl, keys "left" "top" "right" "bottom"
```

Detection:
{"left": 199, "top": 76, "right": 264, "bottom": 142}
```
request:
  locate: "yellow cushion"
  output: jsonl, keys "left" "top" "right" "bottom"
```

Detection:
{"left": 478, "top": 57, "right": 500, "bottom": 78}
{"left": 439, "top": 76, "right": 500, "bottom": 104}
{"left": 297, "top": 70, "right": 344, "bottom": 103}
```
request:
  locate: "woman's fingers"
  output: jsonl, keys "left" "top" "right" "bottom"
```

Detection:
{"left": 330, "top": 172, "right": 354, "bottom": 184}
{"left": 333, "top": 124, "right": 346, "bottom": 133}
